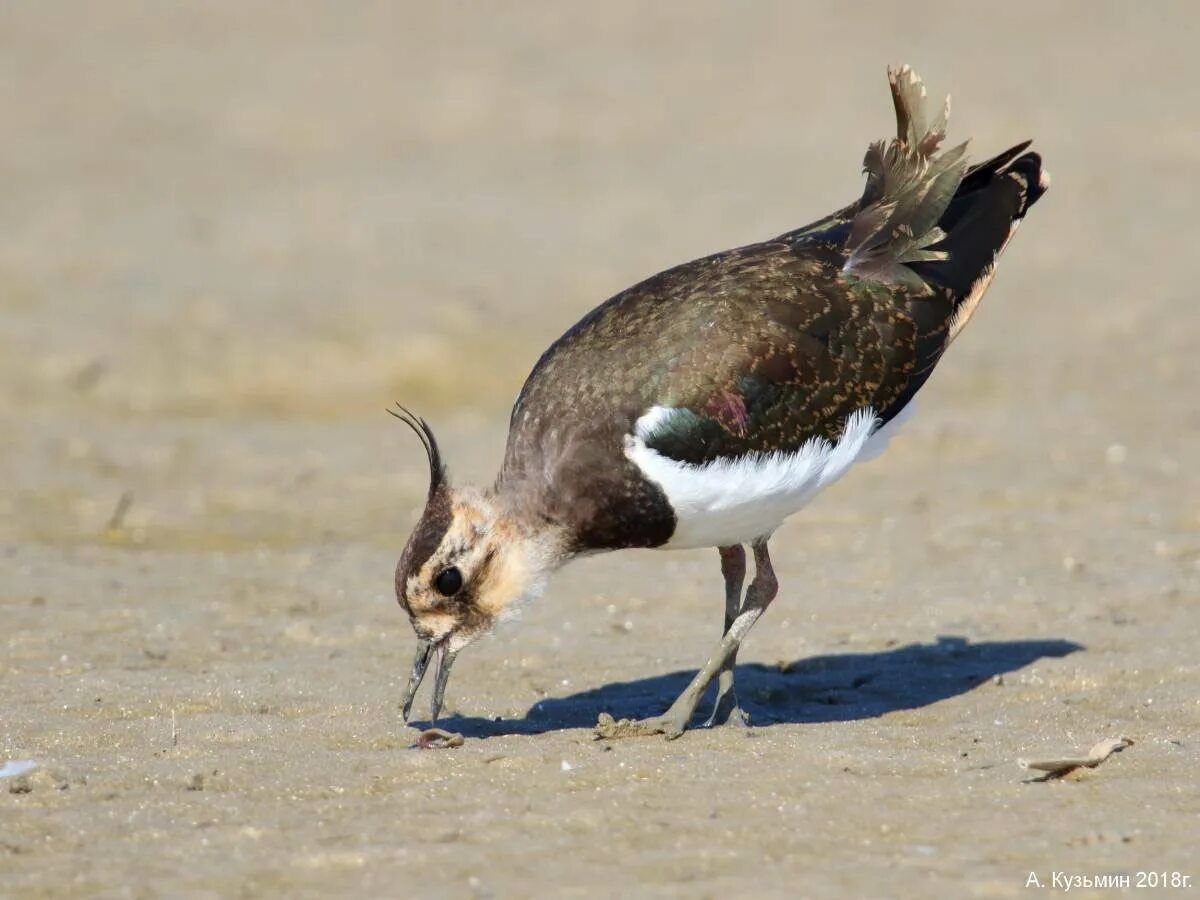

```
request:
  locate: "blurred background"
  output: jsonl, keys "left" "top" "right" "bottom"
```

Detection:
{"left": 2, "top": 3, "right": 1197, "bottom": 896}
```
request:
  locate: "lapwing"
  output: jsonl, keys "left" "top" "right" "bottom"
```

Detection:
{"left": 393, "top": 66, "right": 1048, "bottom": 739}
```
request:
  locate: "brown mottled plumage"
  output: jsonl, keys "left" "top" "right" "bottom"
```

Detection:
{"left": 499, "top": 68, "right": 1045, "bottom": 554}
{"left": 393, "top": 66, "right": 1048, "bottom": 737}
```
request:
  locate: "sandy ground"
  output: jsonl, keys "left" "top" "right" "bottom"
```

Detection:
{"left": 3, "top": 3, "right": 1199, "bottom": 897}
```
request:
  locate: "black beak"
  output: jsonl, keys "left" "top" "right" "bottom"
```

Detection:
{"left": 400, "top": 637, "right": 459, "bottom": 724}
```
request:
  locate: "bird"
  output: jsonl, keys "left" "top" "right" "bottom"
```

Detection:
{"left": 392, "top": 65, "right": 1048, "bottom": 739}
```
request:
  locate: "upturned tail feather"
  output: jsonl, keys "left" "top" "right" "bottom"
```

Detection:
{"left": 841, "top": 65, "right": 1047, "bottom": 295}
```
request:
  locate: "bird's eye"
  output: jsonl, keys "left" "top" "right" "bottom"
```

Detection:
{"left": 434, "top": 567, "right": 463, "bottom": 596}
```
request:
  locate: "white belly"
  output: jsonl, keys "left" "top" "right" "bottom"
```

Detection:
{"left": 624, "top": 403, "right": 913, "bottom": 550}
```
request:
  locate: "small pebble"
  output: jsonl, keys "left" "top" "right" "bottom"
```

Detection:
{"left": 0, "top": 761, "right": 37, "bottom": 779}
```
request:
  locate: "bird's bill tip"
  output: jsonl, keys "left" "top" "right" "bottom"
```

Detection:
{"left": 400, "top": 637, "right": 459, "bottom": 725}
{"left": 430, "top": 642, "right": 458, "bottom": 723}
{"left": 400, "top": 638, "right": 435, "bottom": 723}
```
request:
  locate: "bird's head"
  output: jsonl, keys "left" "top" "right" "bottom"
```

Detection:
{"left": 389, "top": 406, "right": 561, "bottom": 724}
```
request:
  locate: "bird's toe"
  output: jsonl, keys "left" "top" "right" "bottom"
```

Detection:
{"left": 594, "top": 711, "right": 689, "bottom": 740}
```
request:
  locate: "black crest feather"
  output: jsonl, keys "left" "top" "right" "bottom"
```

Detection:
{"left": 388, "top": 404, "right": 446, "bottom": 499}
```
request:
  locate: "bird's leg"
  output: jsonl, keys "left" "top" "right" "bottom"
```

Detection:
{"left": 703, "top": 545, "right": 748, "bottom": 728}
{"left": 596, "top": 540, "right": 778, "bottom": 740}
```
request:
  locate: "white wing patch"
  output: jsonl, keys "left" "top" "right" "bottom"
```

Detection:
{"left": 626, "top": 405, "right": 907, "bottom": 550}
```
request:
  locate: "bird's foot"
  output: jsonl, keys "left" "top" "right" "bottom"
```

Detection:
{"left": 594, "top": 710, "right": 690, "bottom": 741}
{"left": 703, "top": 700, "right": 749, "bottom": 729}
{"left": 702, "top": 673, "right": 749, "bottom": 728}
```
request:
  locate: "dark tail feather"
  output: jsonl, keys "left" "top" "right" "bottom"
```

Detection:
{"left": 957, "top": 140, "right": 1031, "bottom": 195}
{"left": 873, "top": 147, "right": 1049, "bottom": 427}
{"left": 909, "top": 146, "right": 1049, "bottom": 297}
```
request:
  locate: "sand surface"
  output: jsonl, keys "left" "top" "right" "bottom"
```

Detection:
{"left": 3, "top": 3, "right": 1199, "bottom": 897}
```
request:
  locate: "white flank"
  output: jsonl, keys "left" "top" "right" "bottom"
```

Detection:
{"left": 625, "top": 405, "right": 903, "bottom": 550}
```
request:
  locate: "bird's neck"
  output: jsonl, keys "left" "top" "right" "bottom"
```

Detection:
{"left": 485, "top": 482, "right": 574, "bottom": 576}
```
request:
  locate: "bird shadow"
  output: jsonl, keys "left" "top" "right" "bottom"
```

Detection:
{"left": 423, "top": 635, "right": 1083, "bottom": 738}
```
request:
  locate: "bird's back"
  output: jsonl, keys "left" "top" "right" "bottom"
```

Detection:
{"left": 498, "top": 66, "right": 1047, "bottom": 552}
